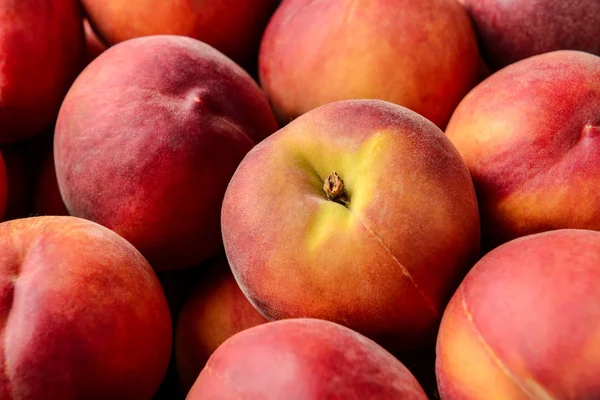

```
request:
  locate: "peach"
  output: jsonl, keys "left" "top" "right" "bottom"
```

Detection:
{"left": 222, "top": 99, "right": 480, "bottom": 352}
{"left": 82, "top": 0, "right": 280, "bottom": 70}
{"left": 55, "top": 35, "right": 278, "bottom": 271}
{"left": 188, "top": 318, "right": 428, "bottom": 399}
{"left": 175, "top": 258, "right": 267, "bottom": 393}
{"left": 259, "top": 0, "right": 481, "bottom": 129}
{"left": 436, "top": 229, "right": 600, "bottom": 399}
{"left": 0, "top": 216, "right": 172, "bottom": 398}
{"left": 0, "top": 0, "right": 85, "bottom": 142}
{"left": 446, "top": 50, "right": 600, "bottom": 251}
{"left": 463, "top": 0, "right": 600, "bottom": 69}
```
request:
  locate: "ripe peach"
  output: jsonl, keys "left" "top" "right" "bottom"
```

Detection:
{"left": 446, "top": 50, "right": 600, "bottom": 250}
{"left": 175, "top": 258, "right": 267, "bottom": 393}
{"left": 187, "top": 318, "right": 428, "bottom": 399}
{"left": 259, "top": 0, "right": 480, "bottom": 128}
{"left": 463, "top": 0, "right": 600, "bottom": 69}
{"left": 0, "top": 216, "right": 172, "bottom": 398}
{"left": 222, "top": 99, "right": 480, "bottom": 352}
{"left": 0, "top": 0, "right": 85, "bottom": 142}
{"left": 82, "top": 0, "right": 279, "bottom": 69}
{"left": 436, "top": 229, "right": 600, "bottom": 399}
{"left": 55, "top": 35, "right": 278, "bottom": 271}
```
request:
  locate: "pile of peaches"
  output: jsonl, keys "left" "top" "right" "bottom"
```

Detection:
{"left": 1, "top": 0, "right": 599, "bottom": 399}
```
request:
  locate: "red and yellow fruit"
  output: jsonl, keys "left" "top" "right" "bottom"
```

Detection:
{"left": 0, "top": 216, "right": 172, "bottom": 399}
{"left": 0, "top": 0, "right": 85, "bottom": 142}
{"left": 259, "top": 0, "right": 481, "bottom": 128}
{"left": 222, "top": 99, "right": 480, "bottom": 352}
{"left": 188, "top": 318, "right": 428, "bottom": 399}
{"left": 55, "top": 35, "right": 278, "bottom": 271}
{"left": 446, "top": 50, "right": 600, "bottom": 250}
{"left": 82, "top": 0, "right": 279, "bottom": 69}
{"left": 436, "top": 229, "right": 600, "bottom": 399}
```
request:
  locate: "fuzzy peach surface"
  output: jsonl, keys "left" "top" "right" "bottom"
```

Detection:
{"left": 55, "top": 35, "right": 278, "bottom": 271}
{"left": 0, "top": 216, "right": 172, "bottom": 399}
{"left": 436, "top": 229, "right": 600, "bottom": 399}
{"left": 447, "top": 50, "right": 600, "bottom": 249}
{"left": 187, "top": 318, "right": 428, "bottom": 399}
{"left": 0, "top": 0, "right": 84, "bottom": 142}
{"left": 259, "top": 0, "right": 480, "bottom": 128}
{"left": 222, "top": 99, "right": 480, "bottom": 352}
{"left": 462, "top": 0, "right": 600, "bottom": 69}
{"left": 82, "top": 0, "right": 279, "bottom": 69}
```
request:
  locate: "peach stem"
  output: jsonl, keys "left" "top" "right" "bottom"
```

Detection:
{"left": 323, "top": 171, "right": 350, "bottom": 206}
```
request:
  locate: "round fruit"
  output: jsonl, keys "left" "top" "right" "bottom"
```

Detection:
{"left": 259, "top": 0, "right": 480, "bottom": 128}
{"left": 437, "top": 229, "right": 600, "bottom": 399}
{"left": 0, "top": 0, "right": 85, "bottom": 142}
{"left": 55, "top": 35, "right": 278, "bottom": 271}
{"left": 0, "top": 216, "right": 172, "bottom": 399}
{"left": 188, "top": 318, "right": 428, "bottom": 399}
{"left": 447, "top": 50, "right": 600, "bottom": 250}
{"left": 222, "top": 99, "right": 480, "bottom": 352}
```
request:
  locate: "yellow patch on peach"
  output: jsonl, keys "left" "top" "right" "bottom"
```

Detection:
{"left": 439, "top": 299, "right": 528, "bottom": 399}
{"left": 438, "top": 289, "right": 561, "bottom": 400}
{"left": 494, "top": 179, "right": 600, "bottom": 233}
{"left": 448, "top": 116, "right": 523, "bottom": 163}
{"left": 300, "top": 132, "right": 391, "bottom": 250}
{"left": 306, "top": 205, "right": 353, "bottom": 252}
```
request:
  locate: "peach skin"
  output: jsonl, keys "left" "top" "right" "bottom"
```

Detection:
{"left": 55, "top": 35, "right": 278, "bottom": 271}
{"left": 462, "top": 0, "right": 600, "bottom": 69}
{"left": 221, "top": 99, "right": 480, "bottom": 352}
{"left": 436, "top": 229, "right": 600, "bottom": 399}
{"left": 446, "top": 50, "right": 600, "bottom": 252}
{"left": 0, "top": 216, "right": 172, "bottom": 399}
{"left": 82, "top": 0, "right": 279, "bottom": 70}
{"left": 187, "top": 318, "right": 429, "bottom": 399}
{"left": 0, "top": 0, "right": 85, "bottom": 142}
{"left": 259, "top": 0, "right": 481, "bottom": 128}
